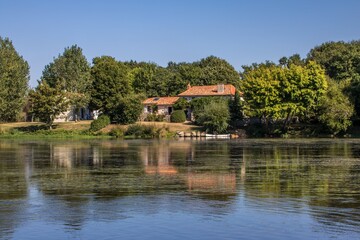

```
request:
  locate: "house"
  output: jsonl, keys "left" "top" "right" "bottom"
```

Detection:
{"left": 141, "top": 83, "right": 237, "bottom": 121}
{"left": 142, "top": 96, "right": 180, "bottom": 116}
{"left": 54, "top": 106, "right": 95, "bottom": 122}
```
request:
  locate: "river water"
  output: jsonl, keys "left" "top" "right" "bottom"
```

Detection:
{"left": 0, "top": 139, "right": 359, "bottom": 239}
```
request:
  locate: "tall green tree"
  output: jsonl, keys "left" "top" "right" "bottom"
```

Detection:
{"left": 229, "top": 91, "right": 244, "bottom": 126}
{"left": 90, "top": 56, "right": 131, "bottom": 115}
{"left": 0, "top": 37, "right": 29, "bottom": 122}
{"left": 28, "top": 83, "right": 69, "bottom": 129}
{"left": 41, "top": 45, "right": 91, "bottom": 113}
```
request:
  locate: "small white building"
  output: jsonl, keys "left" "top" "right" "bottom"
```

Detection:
{"left": 54, "top": 106, "right": 96, "bottom": 122}
{"left": 142, "top": 97, "right": 180, "bottom": 116}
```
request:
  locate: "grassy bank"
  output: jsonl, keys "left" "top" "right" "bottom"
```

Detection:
{"left": 0, "top": 121, "right": 201, "bottom": 139}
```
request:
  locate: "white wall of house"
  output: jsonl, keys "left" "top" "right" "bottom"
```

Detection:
{"left": 143, "top": 105, "right": 173, "bottom": 115}
{"left": 54, "top": 106, "right": 94, "bottom": 122}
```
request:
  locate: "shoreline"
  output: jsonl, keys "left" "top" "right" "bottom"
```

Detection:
{"left": 1, "top": 121, "right": 359, "bottom": 139}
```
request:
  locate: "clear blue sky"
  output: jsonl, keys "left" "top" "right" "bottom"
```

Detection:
{"left": 1, "top": 0, "right": 359, "bottom": 87}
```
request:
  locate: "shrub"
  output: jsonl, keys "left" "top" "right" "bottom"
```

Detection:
{"left": 125, "top": 124, "right": 156, "bottom": 138}
{"left": 197, "top": 100, "right": 230, "bottom": 133}
{"left": 125, "top": 124, "right": 172, "bottom": 138}
{"left": 109, "top": 127, "right": 124, "bottom": 138}
{"left": 90, "top": 115, "right": 110, "bottom": 132}
{"left": 144, "top": 113, "right": 165, "bottom": 122}
{"left": 170, "top": 110, "right": 186, "bottom": 123}
{"left": 110, "top": 94, "right": 144, "bottom": 124}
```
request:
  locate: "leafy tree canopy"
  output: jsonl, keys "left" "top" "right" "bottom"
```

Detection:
{"left": 90, "top": 56, "right": 131, "bottom": 114}
{"left": 41, "top": 45, "right": 91, "bottom": 108}
{"left": 0, "top": 37, "right": 29, "bottom": 122}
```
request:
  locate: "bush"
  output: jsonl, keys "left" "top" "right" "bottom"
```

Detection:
{"left": 125, "top": 124, "right": 156, "bottom": 138}
{"left": 170, "top": 110, "right": 186, "bottom": 123}
{"left": 197, "top": 100, "right": 230, "bottom": 133}
{"left": 109, "top": 127, "right": 124, "bottom": 138}
{"left": 125, "top": 124, "right": 172, "bottom": 138}
{"left": 144, "top": 113, "right": 165, "bottom": 122}
{"left": 110, "top": 94, "right": 144, "bottom": 124}
{"left": 90, "top": 115, "right": 110, "bottom": 132}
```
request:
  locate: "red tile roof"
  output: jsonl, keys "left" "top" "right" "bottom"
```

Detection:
{"left": 178, "top": 84, "right": 236, "bottom": 97}
{"left": 143, "top": 96, "right": 180, "bottom": 106}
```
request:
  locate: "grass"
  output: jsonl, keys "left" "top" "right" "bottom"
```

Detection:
{"left": 0, "top": 120, "right": 200, "bottom": 139}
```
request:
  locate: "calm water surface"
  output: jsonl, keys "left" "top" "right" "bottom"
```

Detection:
{"left": 0, "top": 139, "right": 360, "bottom": 239}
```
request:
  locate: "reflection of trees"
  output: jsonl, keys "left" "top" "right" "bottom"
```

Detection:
{"left": 239, "top": 140, "right": 360, "bottom": 228}
{"left": 0, "top": 141, "right": 28, "bottom": 199}
{"left": 0, "top": 141, "right": 32, "bottom": 239}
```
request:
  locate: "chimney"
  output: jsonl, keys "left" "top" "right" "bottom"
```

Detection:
{"left": 217, "top": 84, "right": 224, "bottom": 93}
{"left": 187, "top": 83, "right": 191, "bottom": 89}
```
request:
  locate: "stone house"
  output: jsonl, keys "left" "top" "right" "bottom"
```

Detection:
{"left": 141, "top": 84, "right": 237, "bottom": 121}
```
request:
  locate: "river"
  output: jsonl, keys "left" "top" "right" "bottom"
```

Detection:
{"left": 0, "top": 139, "right": 359, "bottom": 239}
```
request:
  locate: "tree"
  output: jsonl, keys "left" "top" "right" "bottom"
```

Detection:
{"left": 90, "top": 56, "right": 131, "bottom": 115}
{"left": 229, "top": 91, "right": 244, "bottom": 127}
{"left": 173, "top": 97, "right": 189, "bottom": 110}
{"left": 240, "top": 63, "right": 282, "bottom": 130}
{"left": 241, "top": 61, "right": 327, "bottom": 132}
{"left": 197, "top": 99, "right": 230, "bottom": 133}
{"left": 308, "top": 40, "right": 360, "bottom": 117}
{"left": 28, "top": 83, "right": 69, "bottom": 129}
{"left": 318, "top": 79, "right": 354, "bottom": 134}
{"left": 307, "top": 41, "right": 360, "bottom": 81}
{"left": 0, "top": 37, "right": 29, "bottom": 122}
{"left": 109, "top": 94, "right": 144, "bottom": 124}
{"left": 41, "top": 45, "right": 91, "bottom": 118}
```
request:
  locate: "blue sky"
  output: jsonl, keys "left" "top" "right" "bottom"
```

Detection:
{"left": 1, "top": 0, "right": 359, "bottom": 87}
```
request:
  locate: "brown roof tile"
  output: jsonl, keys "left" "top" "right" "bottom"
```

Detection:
{"left": 143, "top": 96, "right": 180, "bottom": 106}
{"left": 178, "top": 84, "right": 236, "bottom": 97}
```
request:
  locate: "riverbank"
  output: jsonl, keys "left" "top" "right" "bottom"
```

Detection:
{"left": 0, "top": 121, "right": 202, "bottom": 139}
{"left": 1, "top": 121, "right": 359, "bottom": 139}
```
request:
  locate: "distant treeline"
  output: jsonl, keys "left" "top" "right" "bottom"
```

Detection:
{"left": 0, "top": 36, "right": 359, "bottom": 135}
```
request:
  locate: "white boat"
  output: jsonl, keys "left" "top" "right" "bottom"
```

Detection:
{"left": 205, "top": 133, "right": 230, "bottom": 139}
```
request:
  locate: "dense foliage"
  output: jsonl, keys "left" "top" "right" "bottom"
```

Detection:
{"left": 318, "top": 80, "right": 354, "bottom": 134}
{"left": 308, "top": 41, "right": 360, "bottom": 117}
{"left": 170, "top": 110, "right": 186, "bottom": 123}
{"left": 0, "top": 37, "right": 29, "bottom": 122}
{"left": 241, "top": 61, "right": 328, "bottom": 132}
{"left": 90, "top": 114, "right": 110, "bottom": 132}
{"left": 109, "top": 94, "right": 144, "bottom": 124}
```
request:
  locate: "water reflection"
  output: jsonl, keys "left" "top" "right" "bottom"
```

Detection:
{"left": 0, "top": 139, "right": 360, "bottom": 239}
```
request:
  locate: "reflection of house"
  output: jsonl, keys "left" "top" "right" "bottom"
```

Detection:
{"left": 141, "top": 84, "right": 236, "bottom": 120}
{"left": 141, "top": 144, "right": 178, "bottom": 175}
{"left": 187, "top": 173, "right": 236, "bottom": 194}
